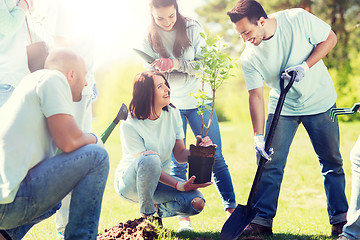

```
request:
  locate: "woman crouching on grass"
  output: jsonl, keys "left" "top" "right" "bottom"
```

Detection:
{"left": 114, "top": 71, "right": 213, "bottom": 220}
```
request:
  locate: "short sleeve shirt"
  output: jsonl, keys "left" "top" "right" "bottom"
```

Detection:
{"left": 0, "top": 70, "right": 73, "bottom": 203}
{"left": 118, "top": 107, "right": 184, "bottom": 174}
{"left": 241, "top": 8, "right": 336, "bottom": 115}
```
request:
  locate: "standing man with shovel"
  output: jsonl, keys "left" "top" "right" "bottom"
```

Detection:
{"left": 226, "top": 0, "right": 348, "bottom": 237}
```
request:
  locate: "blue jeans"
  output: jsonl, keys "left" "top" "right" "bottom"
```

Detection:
{"left": 342, "top": 136, "right": 360, "bottom": 240}
{"left": 0, "top": 145, "right": 109, "bottom": 240}
{"left": 252, "top": 104, "right": 348, "bottom": 227}
{"left": 170, "top": 104, "right": 236, "bottom": 210}
{"left": 0, "top": 84, "right": 14, "bottom": 108}
{"left": 114, "top": 154, "right": 205, "bottom": 218}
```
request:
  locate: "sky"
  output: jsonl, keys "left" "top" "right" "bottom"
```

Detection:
{"left": 59, "top": 0, "right": 205, "bottom": 68}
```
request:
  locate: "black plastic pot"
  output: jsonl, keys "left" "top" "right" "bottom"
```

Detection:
{"left": 188, "top": 156, "right": 215, "bottom": 184}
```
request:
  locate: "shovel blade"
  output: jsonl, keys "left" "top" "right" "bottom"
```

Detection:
{"left": 220, "top": 204, "right": 259, "bottom": 240}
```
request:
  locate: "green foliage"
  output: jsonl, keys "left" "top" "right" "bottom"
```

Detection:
{"left": 93, "top": 60, "right": 145, "bottom": 126}
{"left": 191, "top": 33, "right": 236, "bottom": 136}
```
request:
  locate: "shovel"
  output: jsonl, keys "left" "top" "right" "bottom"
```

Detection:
{"left": 220, "top": 71, "right": 297, "bottom": 240}
{"left": 56, "top": 103, "right": 128, "bottom": 155}
{"left": 100, "top": 103, "right": 128, "bottom": 143}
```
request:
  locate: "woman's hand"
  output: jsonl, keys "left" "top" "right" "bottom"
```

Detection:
{"left": 196, "top": 135, "right": 217, "bottom": 147}
{"left": 175, "top": 176, "right": 212, "bottom": 191}
{"left": 151, "top": 58, "right": 174, "bottom": 72}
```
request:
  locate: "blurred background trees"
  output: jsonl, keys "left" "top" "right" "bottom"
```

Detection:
{"left": 94, "top": 0, "right": 359, "bottom": 124}
{"left": 195, "top": 0, "right": 360, "bottom": 121}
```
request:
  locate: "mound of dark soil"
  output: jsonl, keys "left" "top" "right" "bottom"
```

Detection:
{"left": 97, "top": 217, "right": 159, "bottom": 240}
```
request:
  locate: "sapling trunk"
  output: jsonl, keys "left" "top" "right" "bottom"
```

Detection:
{"left": 204, "top": 89, "right": 216, "bottom": 137}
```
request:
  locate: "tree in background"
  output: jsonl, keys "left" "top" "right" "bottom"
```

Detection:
{"left": 196, "top": 0, "right": 360, "bottom": 121}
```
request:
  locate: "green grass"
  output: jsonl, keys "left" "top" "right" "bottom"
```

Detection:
{"left": 24, "top": 120, "right": 359, "bottom": 240}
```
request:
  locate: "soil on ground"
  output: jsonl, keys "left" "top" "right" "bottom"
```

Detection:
{"left": 97, "top": 217, "right": 159, "bottom": 240}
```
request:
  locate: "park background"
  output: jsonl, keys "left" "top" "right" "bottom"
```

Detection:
{"left": 27, "top": 0, "right": 359, "bottom": 239}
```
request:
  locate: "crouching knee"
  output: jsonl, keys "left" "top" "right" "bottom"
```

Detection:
{"left": 191, "top": 197, "right": 205, "bottom": 211}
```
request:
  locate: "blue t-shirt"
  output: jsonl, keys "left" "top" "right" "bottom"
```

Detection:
{"left": 118, "top": 106, "right": 184, "bottom": 174}
{"left": 241, "top": 8, "right": 336, "bottom": 115}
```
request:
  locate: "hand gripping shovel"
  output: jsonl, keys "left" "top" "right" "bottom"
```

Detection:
{"left": 220, "top": 72, "right": 297, "bottom": 240}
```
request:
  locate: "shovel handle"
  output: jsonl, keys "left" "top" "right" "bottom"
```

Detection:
{"left": 247, "top": 71, "right": 296, "bottom": 208}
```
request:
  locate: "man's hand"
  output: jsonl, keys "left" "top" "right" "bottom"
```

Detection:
{"left": 281, "top": 61, "right": 309, "bottom": 82}
{"left": 175, "top": 176, "right": 212, "bottom": 191}
{"left": 151, "top": 58, "right": 174, "bottom": 72}
{"left": 91, "top": 133, "right": 104, "bottom": 148}
{"left": 254, "top": 134, "right": 274, "bottom": 165}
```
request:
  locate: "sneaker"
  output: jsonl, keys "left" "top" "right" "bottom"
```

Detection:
{"left": 332, "top": 222, "right": 347, "bottom": 237}
{"left": 242, "top": 223, "right": 273, "bottom": 236}
{"left": 177, "top": 220, "right": 194, "bottom": 233}
{"left": 56, "top": 231, "right": 64, "bottom": 240}
{"left": 337, "top": 235, "right": 350, "bottom": 240}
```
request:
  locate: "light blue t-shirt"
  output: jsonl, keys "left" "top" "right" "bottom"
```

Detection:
{"left": 241, "top": 8, "right": 336, "bottom": 115}
{"left": 141, "top": 18, "right": 212, "bottom": 110}
{"left": 0, "top": 0, "right": 29, "bottom": 87}
{"left": 118, "top": 107, "right": 184, "bottom": 174}
{"left": 0, "top": 70, "right": 74, "bottom": 203}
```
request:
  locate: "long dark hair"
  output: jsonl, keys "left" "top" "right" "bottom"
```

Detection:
{"left": 129, "top": 71, "right": 174, "bottom": 120}
{"left": 148, "top": 0, "right": 191, "bottom": 58}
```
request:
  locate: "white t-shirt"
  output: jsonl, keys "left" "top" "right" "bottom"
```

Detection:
{"left": 118, "top": 107, "right": 184, "bottom": 174}
{"left": 0, "top": 70, "right": 74, "bottom": 203}
{"left": 241, "top": 8, "right": 336, "bottom": 115}
{"left": 0, "top": 0, "right": 29, "bottom": 87}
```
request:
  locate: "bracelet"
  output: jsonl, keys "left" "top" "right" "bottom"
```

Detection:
{"left": 175, "top": 181, "right": 178, "bottom": 190}
{"left": 90, "top": 133, "right": 98, "bottom": 144}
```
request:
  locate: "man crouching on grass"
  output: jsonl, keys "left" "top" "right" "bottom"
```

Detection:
{"left": 0, "top": 48, "right": 109, "bottom": 240}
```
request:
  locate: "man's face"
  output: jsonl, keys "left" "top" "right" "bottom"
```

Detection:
{"left": 233, "top": 17, "right": 265, "bottom": 46}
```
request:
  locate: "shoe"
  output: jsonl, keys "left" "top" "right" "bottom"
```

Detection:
{"left": 242, "top": 223, "right": 273, "bottom": 236}
{"left": 177, "top": 220, "right": 194, "bottom": 233}
{"left": 337, "top": 235, "right": 350, "bottom": 240}
{"left": 56, "top": 231, "right": 64, "bottom": 240}
{"left": 332, "top": 222, "right": 346, "bottom": 237}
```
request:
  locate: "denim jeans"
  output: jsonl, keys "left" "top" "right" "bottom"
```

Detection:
{"left": 170, "top": 104, "right": 236, "bottom": 210}
{"left": 0, "top": 84, "right": 14, "bottom": 108}
{"left": 252, "top": 104, "right": 348, "bottom": 227}
{"left": 55, "top": 86, "right": 96, "bottom": 234}
{"left": 0, "top": 145, "right": 109, "bottom": 240}
{"left": 342, "top": 136, "right": 360, "bottom": 240}
{"left": 114, "top": 153, "right": 205, "bottom": 218}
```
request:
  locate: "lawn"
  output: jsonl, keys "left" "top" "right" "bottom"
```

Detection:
{"left": 24, "top": 120, "right": 359, "bottom": 240}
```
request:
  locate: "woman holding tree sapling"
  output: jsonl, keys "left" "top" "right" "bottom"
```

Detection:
{"left": 114, "top": 71, "right": 213, "bottom": 224}
{"left": 138, "top": 0, "right": 236, "bottom": 231}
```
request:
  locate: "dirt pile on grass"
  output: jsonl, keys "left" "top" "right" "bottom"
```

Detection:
{"left": 97, "top": 217, "right": 160, "bottom": 240}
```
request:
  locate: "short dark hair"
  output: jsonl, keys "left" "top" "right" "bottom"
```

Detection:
{"left": 129, "top": 71, "right": 174, "bottom": 120}
{"left": 227, "top": 0, "right": 267, "bottom": 24}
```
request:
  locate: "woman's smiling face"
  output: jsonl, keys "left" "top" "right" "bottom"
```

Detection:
{"left": 153, "top": 75, "right": 170, "bottom": 109}
{"left": 151, "top": 4, "right": 177, "bottom": 32}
